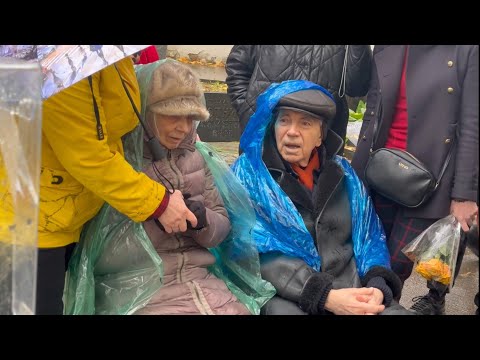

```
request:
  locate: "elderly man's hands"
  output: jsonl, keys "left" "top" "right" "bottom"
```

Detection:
{"left": 363, "top": 287, "right": 385, "bottom": 315}
{"left": 324, "top": 288, "right": 385, "bottom": 315}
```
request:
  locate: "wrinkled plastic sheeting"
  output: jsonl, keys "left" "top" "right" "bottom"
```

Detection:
{"left": 137, "top": 60, "right": 275, "bottom": 314}
{"left": 337, "top": 157, "right": 390, "bottom": 276}
{"left": 0, "top": 58, "right": 42, "bottom": 315}
{"left": 196, "top": 141, "right": 276, "bottom": 314}
{"left": 63, "top": 125, "right": 164, "bottom": 315}
{"left": 233, "top": 81, "right": 330, "bottom": 271}
{"left": 232, "top": 79, "right": 390, "bottom": 274}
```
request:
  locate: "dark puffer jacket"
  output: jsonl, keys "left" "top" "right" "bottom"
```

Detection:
{"left": 225, "top": 45, "right": 372, "bottom": 144}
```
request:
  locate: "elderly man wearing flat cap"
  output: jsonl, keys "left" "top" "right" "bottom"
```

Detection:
{"left": 232, "top": 80, "right": 413, "bottom": 315}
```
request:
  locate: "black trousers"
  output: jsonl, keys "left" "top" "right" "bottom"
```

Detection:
{"left": 36, "top": 243, "right": 76, "bottom": 315}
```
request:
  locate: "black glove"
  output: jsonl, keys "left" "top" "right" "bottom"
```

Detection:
{"left": 184, "top": 198, "right": 207, "bottom": 230}
{"left": 153, "top": 193, "right": 207, "bottom": 232}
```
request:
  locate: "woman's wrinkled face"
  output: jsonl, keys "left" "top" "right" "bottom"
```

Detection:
{"left": 274, "top": 109, "right": 323, "bottom": 167}
{"left": 151, "top": 113, "right": 194, "bottom": 149}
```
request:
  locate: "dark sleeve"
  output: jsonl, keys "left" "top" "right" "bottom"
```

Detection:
{"left": 225, "top": 45, "right": 256, "bottom": 119}
{"left": 260, "top": 252, "right": 334, "bottom": 314}
{"left": 451, "top": 45, "right": 479, "bottom": 202}
{"left": 361, "top": 266, "right": 403, "bottom": 301}
{"left": 358, "top": 55, "right": 380, "bottom": 141}
{"left": 366, "top": 276, "right": 393, "bottom": 306}
{"left": 345, "top": 45, "right": 373, "bottom": 97}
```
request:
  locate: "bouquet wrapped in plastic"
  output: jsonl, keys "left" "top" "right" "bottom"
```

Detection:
{"left": 402, "top": 215, "right": 461, "bottom": 288}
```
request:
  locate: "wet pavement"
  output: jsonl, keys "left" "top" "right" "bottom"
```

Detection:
{"left": 209, "top": 141, "right": 479, "bottom": 315}
{"left": 400, "top": 248, "right": 478, "bottom": 315}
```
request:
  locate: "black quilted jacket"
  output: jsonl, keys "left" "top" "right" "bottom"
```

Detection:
{"left": 225, "top": 45, "right": 372, "bottom": 143}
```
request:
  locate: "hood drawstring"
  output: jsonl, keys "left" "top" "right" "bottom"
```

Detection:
{"left": 88, "top": 76, "right": 104, "bottom": 140}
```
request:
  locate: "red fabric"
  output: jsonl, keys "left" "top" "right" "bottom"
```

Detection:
{"left": 385, "top": 46, "right": 409, "bottom": 150}
{"left": 291, "top": 149, "right": 320, "bottom": 191}
{"left": 147, "top": 191, "right": 170, "bottom": 220}
{"left": 138, "top": 46, "right": 160, "bottom": 65}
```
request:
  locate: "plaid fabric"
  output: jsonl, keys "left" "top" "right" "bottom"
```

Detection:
{"left": 373, "top": 194, "right": 437, "bottom": 283}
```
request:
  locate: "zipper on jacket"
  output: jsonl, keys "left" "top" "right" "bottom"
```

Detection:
{"left": 177, "top": 250, "right": 185, "bottom": 283}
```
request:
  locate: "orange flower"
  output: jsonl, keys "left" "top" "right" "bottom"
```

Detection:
{"left": 415, "top": 258, "right": 451, "bottom": 285}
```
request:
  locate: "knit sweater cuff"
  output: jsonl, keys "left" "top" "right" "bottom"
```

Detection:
{"left": 367, "top": 276, "right": 393, "bottom": 307}
{"left": 361, "top": 266, "right": 403, "bottom": 301}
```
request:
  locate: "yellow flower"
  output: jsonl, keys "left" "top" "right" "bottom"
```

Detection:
{"left": 415, "top": 258, "right": 451, "bottom": 285}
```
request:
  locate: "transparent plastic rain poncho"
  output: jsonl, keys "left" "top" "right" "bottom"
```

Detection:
{"left": 64, "top": 59, "right": 275, "bottom": 315}
{"left": 231, "top": 80, "right": 390, "bottom": 274}
{"left": 63, "top": 124, "right": 164, "bottom": 315}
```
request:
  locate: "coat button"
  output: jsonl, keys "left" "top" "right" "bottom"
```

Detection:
{"left": 447, "top": 87, "right": 454, "bottom": 94}
{"left": 445, "top": 138, "right": 451, "bottom": 144}
{"left": 370, "top": 111, "right": 374, "bottom": 116}
{"left": 447, "top": 60, "right": 454, "bottom": 67}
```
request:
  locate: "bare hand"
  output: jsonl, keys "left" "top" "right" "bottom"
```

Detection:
{"left": 450, "top": 200, "right": 478, "bottom": 232}
{"left": 324, "top": 288, "right": 385, "bottom": 315}
{"left": 362, "top": 287, "right": 384, "bottom": 315}
{"left": 158, "top": 190, "right": 198, "bottom": 233}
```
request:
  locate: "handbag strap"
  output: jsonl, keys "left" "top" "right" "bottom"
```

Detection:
{"left": 369, "top": 96, "right": 456, "bottom": 189}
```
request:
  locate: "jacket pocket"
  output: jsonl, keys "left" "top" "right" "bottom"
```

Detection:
{"left": 39, "top": 167, "right": 101, "bottom": 233}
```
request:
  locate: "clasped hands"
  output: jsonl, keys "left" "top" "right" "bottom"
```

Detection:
{"left": 324, "top": 287, "right": 385, "bottom": 315}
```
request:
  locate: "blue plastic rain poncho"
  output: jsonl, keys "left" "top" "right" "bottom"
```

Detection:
{"left": 231, "top": 80, "right": 391, "bottom": 275}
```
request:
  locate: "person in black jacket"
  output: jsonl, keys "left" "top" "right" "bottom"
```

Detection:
{"left": 231, "top": 80, "right": 413, "bottom": 315}
{"left": 225, "top": 45, "right": 372, "bottom": 154}
{"left": 351, "top": 45, "right": 479, "bottom": 315}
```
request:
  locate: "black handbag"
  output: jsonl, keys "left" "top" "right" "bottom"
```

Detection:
{"left": 364, "top": 101, "right": 456, "bottom": 208}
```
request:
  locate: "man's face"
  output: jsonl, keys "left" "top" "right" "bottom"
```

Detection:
{"left": 274, "top": 109, "right": 323, "bottom": 167}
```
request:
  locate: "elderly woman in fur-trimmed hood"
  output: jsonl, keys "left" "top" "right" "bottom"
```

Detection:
{"left": 133, "top": 60, "right": 251, "bottom": 315}
{"left": 232, "top": 80, "right": 414, "bottom": 315}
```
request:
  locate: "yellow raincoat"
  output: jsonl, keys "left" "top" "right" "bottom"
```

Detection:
{"left": 39, "top": 57, "right": 167, "bottom": 248}
{"left": 0, "top": 164, "right": 13, "bottom": 243}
